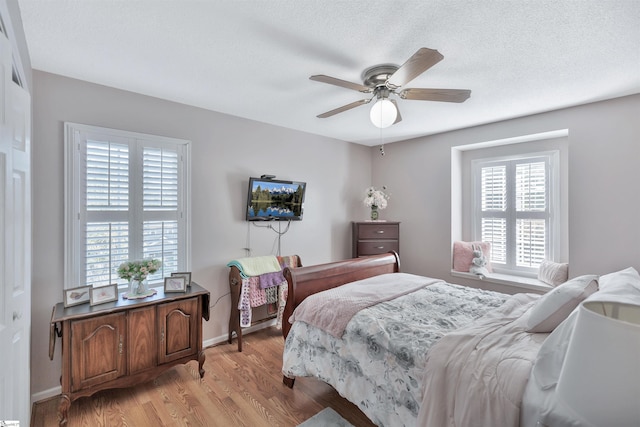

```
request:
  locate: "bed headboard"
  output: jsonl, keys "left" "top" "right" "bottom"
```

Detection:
{"left": 281, "top": 251, "right": 400, "bottom": 339}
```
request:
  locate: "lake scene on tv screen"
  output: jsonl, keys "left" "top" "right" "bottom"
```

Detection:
{"left": 247, "top": 180, "right": 305, "bottom": 219}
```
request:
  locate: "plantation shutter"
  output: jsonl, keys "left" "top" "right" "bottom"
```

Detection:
{"left": 66, "top": 123, "right": 190, "bottom": 289}
{"left": 480, "top": 165, "right": 507, "bottom": 265}
{"left": 514, "top": 161, "right": 547, "bottom": 267}
{"left": 475, "top": 155, "right": 551, "bottom": 273}
{"left": 84, "top": 138, "right": 131, "bottom": 286}
{"left": 141, "top": 146, "right": 180, "bottom": 283}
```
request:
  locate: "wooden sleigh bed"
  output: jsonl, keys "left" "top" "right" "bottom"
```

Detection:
{"left": 279, "top": 252, "right": 568, "bottom": 427}
{"left": 281, "top": 251, "right": 402, "bottom": 344}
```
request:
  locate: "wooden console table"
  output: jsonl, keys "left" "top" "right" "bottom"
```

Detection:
{"left": 49, "top": 282, "right": 210, "bottom": 426}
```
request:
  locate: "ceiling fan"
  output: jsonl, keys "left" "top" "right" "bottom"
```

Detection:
{"left": 310, "top": 48, "right": 471, "bottom": 128}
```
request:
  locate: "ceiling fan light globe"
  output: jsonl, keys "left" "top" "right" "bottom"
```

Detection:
{"left": 370, "top": 98, "right": 397, "bottom": 128}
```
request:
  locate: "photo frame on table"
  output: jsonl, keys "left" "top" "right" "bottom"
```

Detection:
{"left": 164, "top": 276, "right": 187, "bottom": 293}
{"left": 90, "top": 284, "right": 118, "bottom": 306}
{"left": 171, "top": 272, "right": 192, "bottom": 287}
{"left": 63, "top": 286, "right": 91, "bottom": 308}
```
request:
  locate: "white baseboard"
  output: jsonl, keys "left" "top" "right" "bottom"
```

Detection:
{"left": 31, "top": 386, "right": 61, "bottom": 406}
{"left": 31, "top": 320, "right": 279, "bottom": 405}
{"left": 205, "top": 318, "right": 277, "bottom": 349}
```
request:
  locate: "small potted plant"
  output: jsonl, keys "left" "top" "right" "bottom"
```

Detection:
{"left": 118, "top": 258, "right": 162, "bottom": 298}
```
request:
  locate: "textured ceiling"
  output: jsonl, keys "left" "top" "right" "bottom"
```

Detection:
{"left": 17, "top": 0, "right": 640, "bottom": 146}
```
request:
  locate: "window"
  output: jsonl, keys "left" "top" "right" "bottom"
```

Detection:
{"left": 65, "top": 123, "right": 191, "bottom": 288}
{"left": 472, "top": 152, "right": 558, "bottom": 275}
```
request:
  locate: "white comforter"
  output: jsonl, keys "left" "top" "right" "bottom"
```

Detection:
{"left": 283, "top": 277, "right": 510, "bottom": 426}
{"left": 289, "top": 273, "right": 443, "bottom": 337}
{"left": 417, "top": 293, "right": 548, "bottom": 427}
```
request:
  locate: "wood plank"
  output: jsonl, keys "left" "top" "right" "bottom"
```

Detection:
{"left": 31, "top": 328, "right": 377, "bottom": 427}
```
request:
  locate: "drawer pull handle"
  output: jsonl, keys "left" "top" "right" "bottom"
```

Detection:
{"left": 376, "top": 230, "right": 385, "bottom": 234}
{"left": 119, "top": 335, "right": 123, "bottom": 354}
{"left": 376, "top": 246, "right": 385, "bottom": 249}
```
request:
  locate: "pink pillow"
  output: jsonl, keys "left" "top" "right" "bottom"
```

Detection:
{"left": 452, "top": 241, "right": 493, "bottom": 273}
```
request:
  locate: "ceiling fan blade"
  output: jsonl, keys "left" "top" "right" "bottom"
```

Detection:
{"left": 310, "top": 75, "right": 372, "bottom": 93}
{"left": 390, "top": 99, "right": 402, "bottom": 125}
{"left": 316, "top": 98, "right": 371, "bottom": 118}
{"left": 399, "top": 88, "right": 471, "bottom": 103}
{"left": 386, "top": 48, "right": 444, "bottom": 89}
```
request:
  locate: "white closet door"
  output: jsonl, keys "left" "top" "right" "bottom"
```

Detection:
{"left": 0, "top": 30, "right": 31, "bottom": 425}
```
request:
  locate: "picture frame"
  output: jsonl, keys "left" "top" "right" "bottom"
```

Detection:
{"left": 164, "top": 276, "right": 187, "bottom": 293}
{"left": 63, "top": 285, "right": 91, "bottom": 308}
{"left": 171, "top": 271, "right": 192, "bottom": 287}
{"left": 90, "top": 284, "right": 118, "bottom": 306}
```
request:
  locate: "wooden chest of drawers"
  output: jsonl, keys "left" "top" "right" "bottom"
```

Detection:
{"left": 352, "top": 221, "right": 400, "bottom": 257}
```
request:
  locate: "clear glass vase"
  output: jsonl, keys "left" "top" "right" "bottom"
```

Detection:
{"left": 370, "top": 206, "right": 379, "bottom": 220}
{"left": 129, "top": 277, "right": 148, "bottom": 295}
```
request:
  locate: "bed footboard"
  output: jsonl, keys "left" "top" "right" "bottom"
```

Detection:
{"left": 281, "top": 252, "right": 400, "bottom": 387}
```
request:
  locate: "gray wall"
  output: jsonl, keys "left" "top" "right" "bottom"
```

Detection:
{"left": 374, "top": 94, "right": 640, "bottom": 287}
{"left": 31, "top": 71, "right": 372, "bottom": 398}
{"left": 30, "top": 71, "right": 640, "bottom": 398}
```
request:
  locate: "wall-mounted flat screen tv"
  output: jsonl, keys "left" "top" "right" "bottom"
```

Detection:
{"left": 246, "top": 177, "right": 306, "bottom": 221}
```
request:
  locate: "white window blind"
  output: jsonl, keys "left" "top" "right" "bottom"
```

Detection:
{"left": 143, "top": 147, "right": 178, "bottom": 210}
{"left": 65, "top": 123, "right": 191, "bottom": 289}
{"left": 473, "top": 153, "right": 556, "bottom": 274}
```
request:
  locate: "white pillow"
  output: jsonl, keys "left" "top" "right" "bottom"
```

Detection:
{"left": 529, "top": 267, "right": 640, "bottom": 390}
{"left": 537, "top": 260, "right": 569, "bottom": 286}
{"left": 525, "top": 274, "right": 598, "bottom": 333}
{"left": 598, "top": 266, "right": 640, "bottom": 292}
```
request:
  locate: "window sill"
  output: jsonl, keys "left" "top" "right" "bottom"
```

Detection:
{"left": 450, "top": 271, "right": 552, "bottom": 293}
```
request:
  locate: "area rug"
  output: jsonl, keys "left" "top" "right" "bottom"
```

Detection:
{"left": 297, "top": 407, "right": 355, "bottom": 427}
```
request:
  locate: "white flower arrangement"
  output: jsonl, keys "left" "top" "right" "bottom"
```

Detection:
{"left": 363, "top": 186, "right": 389, "bottom": 209}
{"left": 117, "top": 258, "right": 162, "bottom": 281}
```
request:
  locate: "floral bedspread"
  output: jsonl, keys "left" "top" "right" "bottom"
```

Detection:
{"left": 282, "top": 281, "right": 508, "bottom": 427}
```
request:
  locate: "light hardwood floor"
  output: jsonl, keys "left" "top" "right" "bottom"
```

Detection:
{"left": 31, "top": 327, "right": 377, "bottom": 427}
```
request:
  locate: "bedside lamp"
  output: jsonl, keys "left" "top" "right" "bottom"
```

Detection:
{"left": 555, "top": 300, "right": 640, "bottom": 426}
